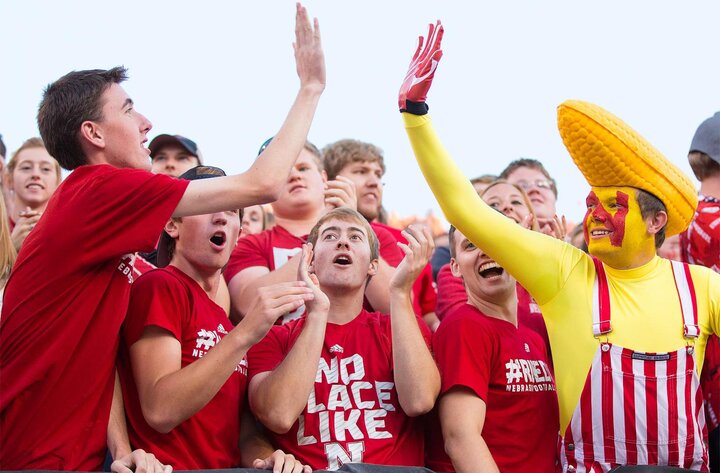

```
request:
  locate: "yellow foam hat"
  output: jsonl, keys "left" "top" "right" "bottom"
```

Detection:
{"left": 557, "top": 100, "right": 697, "bottom": 236}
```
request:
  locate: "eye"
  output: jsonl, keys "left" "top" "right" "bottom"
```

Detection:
{"left": 512, "top": 199, "right": 523, "bottom": 206}
{"left": 298, "top": 165, "right": 310, "bottom": 172}
{"left": 323, "top": 233, "right": 337, "bottom": 240}
{"left": 350, "top": 233, "right": 363, "bottom": 241}
{"left": 464, "top": 241, "right": 476, "bottom": 250}
{"left": 154, "top": 156, "right": 166, "bottom": 162}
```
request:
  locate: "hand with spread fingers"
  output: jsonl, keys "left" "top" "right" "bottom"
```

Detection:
{"left": 398, "top": 20, "right": 444, "bottom": 114}
{"left": 390, "top": 224, "right": 436, "bottom": 292}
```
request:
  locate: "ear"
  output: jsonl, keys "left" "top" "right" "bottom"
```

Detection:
{"left": 450, "top": 257, "right": 462, "bottom": 278}
{"left": 79, "top": 120, "right": 106, "bottom": 150}
{"left": 321, "top": 169, "right": 328, "bottom": 183}
{"left": 164, "top": 218, "right": 180, "bottom": 239}
{"left": 646, "top": 210, "right": 668, "bottom": 236}
{"left": 367, "top": 258, "right": 379, "bottom": 277}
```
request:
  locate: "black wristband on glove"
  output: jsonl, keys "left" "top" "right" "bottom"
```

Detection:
{"left": 400, "top": 100, "right": 429, "bottom": 116}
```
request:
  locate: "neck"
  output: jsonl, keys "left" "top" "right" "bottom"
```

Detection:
{"left": 274, "top": 208, "right": 324, "bottom": 237}
{"left": 170, "top": 258, "right": 221, "bottom": 300}
{"left": 467, "top": 289, "right": 518, "bottom": 326}
{"left": 324, "top": 286, "right": 366, "bottom": 325}
{"left": 699, "top": 174, "right": 720, "bottom": 199}
{"left": 11, "top": 200, "right": 47, "bottom": 222}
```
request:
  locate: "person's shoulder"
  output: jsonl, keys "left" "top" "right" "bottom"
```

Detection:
{"left": 133, "top": 266, "right": 188, "bottom": 292}
{"left": 438, "top": 304, "right": 491, "bottom": 332}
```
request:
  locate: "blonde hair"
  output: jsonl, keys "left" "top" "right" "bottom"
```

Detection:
{"left": 8, "top": 137, "right": 62, "bottom": 185}
{"left": 0, "top": 190, "right": 16, "bottom": 288}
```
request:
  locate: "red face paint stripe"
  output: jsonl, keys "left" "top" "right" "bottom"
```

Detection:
{"left": 609, "top": 191, "right": 629, "bottom": 247}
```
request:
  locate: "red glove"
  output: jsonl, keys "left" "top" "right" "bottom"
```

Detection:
{"left": 398, "top": 21, "right": 444, "bottom": 114}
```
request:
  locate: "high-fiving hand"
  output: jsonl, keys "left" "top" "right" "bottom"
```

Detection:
{"left": 398, "top": 21, "right": 444, "bottom": 114}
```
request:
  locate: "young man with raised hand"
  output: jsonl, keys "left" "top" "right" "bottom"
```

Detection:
{"left": 398, "top": 21, "right": 719, "bottom": 471}
{"left": 225, "top": 142, "right": 400, "bottom": 325}
{"left": 247, "top": 208, "right": 439, "bottom": 471}
{"left": 322, "top": 139, "right": 439, "bottom": 331}
{"left": 0, "top": 4, "right": 325, "bottom": 471}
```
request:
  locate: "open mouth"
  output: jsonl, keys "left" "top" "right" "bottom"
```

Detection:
{"left": 210, "top": 232, "right": 226, "bottom": 246}
{"left": 590, "top": 229, "right": 612, "bottom": 238}
{"left": 333, "top": 254, "right": 353, "bottom": 265}
{"left": 478, "top": 262, "right": 504, "bottom": 278}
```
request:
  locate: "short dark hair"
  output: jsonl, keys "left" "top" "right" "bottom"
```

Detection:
{"left": 307, "top": 207, "right": 379, "bottom": 262}
{"left": 499, "top": 158, "right": 558, "bottom": 197}
{"left": 636, "top": 188, "right": 666, "bottom": 249}
{"left": 0, "top": 134, "right": 6, "bottom": 158}
{"left": 688, "top": 151, "right": 720, "bottom": 181}
{"left": 37, "top": 67, "right": 128, "bottom": 170}
{"left": 448, "top": 225, "right": 458, "bottom": 259}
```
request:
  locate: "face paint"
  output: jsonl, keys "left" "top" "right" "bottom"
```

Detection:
{"left": 584, "top": 186, "right": 656, "bottom": 269}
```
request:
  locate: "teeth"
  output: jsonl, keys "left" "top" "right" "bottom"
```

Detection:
{"left": 478, "top": 262, "right": 500, "bottom": 272}
{"left": 591, "top": 230, "right": 611, "bottom": 236}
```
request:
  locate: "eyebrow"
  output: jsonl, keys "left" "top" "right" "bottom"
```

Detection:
{"left": 320, "top": 225, "right": 367, "bottom": 236}
{"left": 122, "top": 98, "right": 134, "bottom": 110}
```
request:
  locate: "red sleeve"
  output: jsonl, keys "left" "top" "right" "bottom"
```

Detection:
{"left": 247, "top": 323, "right": 292, "bottom": 379}
{"left": 374, "top": 226, "right": 404, "bottom": 267}
{"left": 435, "top": 264, "right": 467, "bottom": 321}
{"left": 224, "top": 232, "right": 272, "bottom": 282}
{"left": 78, "top": 166, "right": 188, "bottom": 263}
{"left": 433, "top": 311, "right": 493, "bottom": 401}
{"left": 123, "top": 269, "right": 190, "bottom": 346}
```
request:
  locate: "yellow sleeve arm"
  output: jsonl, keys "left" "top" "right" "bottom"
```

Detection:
{"left": 403, "top": 112, "right": 580, "bottom": 305}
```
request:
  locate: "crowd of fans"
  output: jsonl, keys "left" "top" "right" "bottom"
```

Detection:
{"left": 0, "top": 5, "right": 718, "bottom": 473}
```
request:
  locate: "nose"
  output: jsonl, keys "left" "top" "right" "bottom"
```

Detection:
{"left": 335, "top": 237, "right": 350, "bottom": 249}
{"left": 139, "top": 112, "right": 152, "bottom": 134}
{"left": 366, "top": 174, "right": 380, "bottom": 187}
{"left": 212, "top": 212, "right": 228, "bottom": 226}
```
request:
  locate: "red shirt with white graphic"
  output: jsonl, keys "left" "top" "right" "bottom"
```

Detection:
{"left": 434, "top": 264, "right": 552, "bottom": 361}
{"left": 0, "top": 164, "right": 187, "bottom": 471}
{"left": 371, "top": 222, "right": 437, "bottom": 317}
{"left": 248, "top": 310, "right": 431, "bottom": 470}
{"left": 119, "top": 266, "right": 245, "bottom": 469}
{"left": 427, "top": 303, "right": 559, "bottom": 473}
{"left": 225, "top": 224, "right": 405, "bottom": 322}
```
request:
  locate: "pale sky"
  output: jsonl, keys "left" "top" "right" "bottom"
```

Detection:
{"left": 2, "top": 0, "right": 718, "bottom": 225}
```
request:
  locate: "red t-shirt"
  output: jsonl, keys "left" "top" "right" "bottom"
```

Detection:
{"left": 225, "top": 224, "right": 404, "bottom": 322}
{"left": 680, "top": 195, "right": 720, "bottom": 272}
{"left": 248, "top": 310, "right": 430, "bottom": 470}
{"left": 434, "top": 264, "right": 552, "bottom": 361}
{"left": 427, "top": 303, "right": 559, "bottom": 473}
{"left": 119, "top": 266, "right": 245, "bottom": 469}
{"left": 0, "top": 165, "right": 187, "bottom": 471}
{"left": 371, "top": 222, "right": 437, "bottom": 317}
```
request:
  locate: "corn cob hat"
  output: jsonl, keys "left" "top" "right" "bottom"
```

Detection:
{"left": 557, "top": 100, "right": 697, "bottom": 236}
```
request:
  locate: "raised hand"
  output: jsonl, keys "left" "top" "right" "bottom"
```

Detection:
{"left": 390, "top": 224, "right": 435, "bottom": 292}
{"left": 294, "top": 2, "right": 325, "bottom": 93}
{"left": 297, "top": 243, "right": 330, "bottom": 317}
{"left": 398, "top": 20, "right": 444, "bottom": 114}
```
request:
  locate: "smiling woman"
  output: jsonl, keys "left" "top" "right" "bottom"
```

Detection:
{"left": 6, "top": 137, "right": 62, "bottom": 251}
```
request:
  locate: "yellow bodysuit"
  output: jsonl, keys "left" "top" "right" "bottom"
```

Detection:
{"left": 404, "top": 112, "right": 720, "bottom": 431}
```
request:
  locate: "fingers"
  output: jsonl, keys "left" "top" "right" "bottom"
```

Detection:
{"left": 324, "top": 176, "right": 357, "bottom": 210}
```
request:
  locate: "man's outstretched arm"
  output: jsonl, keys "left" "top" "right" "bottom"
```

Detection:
{"left": 398, "top": 21, "right": 577, "bottom": 304}
{"left": 174, "top": 3, "right": 325, "bottom": 217}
